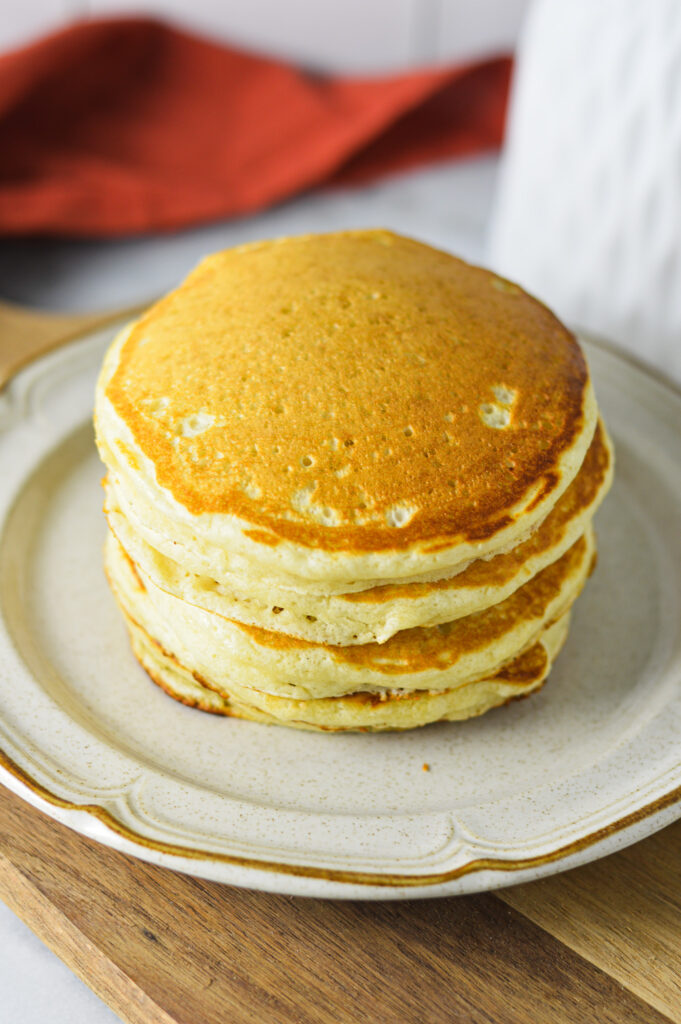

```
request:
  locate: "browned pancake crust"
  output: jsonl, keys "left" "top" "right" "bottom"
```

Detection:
{"left": 346, "top": 420, "right": 609, "bottom": 604}
{"left": 106, "top": 230, "right": 590, "bottom": 553}
{"left": 127, "top": 608, "right": 551, "bottom": 717}
{"left": 231, "top": 533, "right": 589, "bottom": 674}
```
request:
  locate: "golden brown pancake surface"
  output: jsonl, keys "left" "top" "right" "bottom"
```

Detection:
{"left": 122, "top": 607, "right": 570, "bottom": 732}
{"left": 345, "top": 419, "right": 610, "bottom": 604}
{"left": 231, "top": 532, "right": 590, "bottom": 674}
{"left": 106, "top": 230, "right": 591, "bottom": 553}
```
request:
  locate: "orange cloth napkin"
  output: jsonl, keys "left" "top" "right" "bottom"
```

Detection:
{"left": 0, "top": 18, "right": 511, "bottom": 236}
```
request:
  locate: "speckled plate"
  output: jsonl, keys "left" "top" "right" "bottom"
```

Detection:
{"left": 0, "top": 324, "right": 680, "bottom": 899}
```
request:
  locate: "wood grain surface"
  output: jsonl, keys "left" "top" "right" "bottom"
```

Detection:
{"left": 0, "top": 299, "right": 144, "bottom": 391}
{"left": 0, "top": 784, "right": 679, "bottom": 1024}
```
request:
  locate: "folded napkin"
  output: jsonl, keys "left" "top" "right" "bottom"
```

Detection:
{"left": 0, "top": 18, "right": 511, "bottom": 236}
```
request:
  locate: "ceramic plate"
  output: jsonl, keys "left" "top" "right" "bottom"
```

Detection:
{"left": 0, "top": 324, "right": 680, "bottom": 899}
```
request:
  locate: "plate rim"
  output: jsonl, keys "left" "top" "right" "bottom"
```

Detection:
{"left": 1, "top": 327, "right": 680, "bottom": 894}
{"left": 2, "top": 744, "right": 681, "bottom": 891}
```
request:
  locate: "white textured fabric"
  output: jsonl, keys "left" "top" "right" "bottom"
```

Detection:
{"left": 489, "top": 0, "right": 681, "bottom": 380}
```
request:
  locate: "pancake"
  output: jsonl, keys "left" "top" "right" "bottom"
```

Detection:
{"left": 105, "top": 527, "right": 594, "bottom": 701}
{"left": 123, "top": 609, "right": 571, "bottom": 732}
{"left": 95, "top": 230, "right": 598, "bottom": 590}
{"left": 103, "top": 420, "right": 612, "bottom": 645}
{"left": 95, "top": 229, "right": 612, "bottom": 732}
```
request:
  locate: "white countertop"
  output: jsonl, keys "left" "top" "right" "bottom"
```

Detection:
{"left": 0, "top": 154, "right": 499, "bottom": 1024}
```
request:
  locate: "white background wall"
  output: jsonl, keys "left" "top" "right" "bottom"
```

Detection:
{"left": 0, "top": 0, "right": 530, "bottom": 69}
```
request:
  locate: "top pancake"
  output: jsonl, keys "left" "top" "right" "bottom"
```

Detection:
{"left": 97, "top": 230, "right": 598, "bottom": 585}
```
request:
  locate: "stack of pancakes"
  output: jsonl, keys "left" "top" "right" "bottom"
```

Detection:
{"left": 95, "top": 230, "right": 613, "bottom": 732}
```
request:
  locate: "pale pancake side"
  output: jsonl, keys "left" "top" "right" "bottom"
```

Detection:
{"left": 124, "top": 611, "right": 570, "bottom": 732}
{"left": 105, "top": 527, "right": 595, "bottom": 700}
{"left": 104, "top": 421, "right": 612, "bottom": 645}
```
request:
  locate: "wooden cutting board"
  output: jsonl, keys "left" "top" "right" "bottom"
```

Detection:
{"left": 0, "top": 298, "right": 141, "bottom": 389}
{"left": 2, "top": 302, "right": 681, "bottom": 1024}
{"left": 1, "top": 783, "right": 681, "bottom": 1024}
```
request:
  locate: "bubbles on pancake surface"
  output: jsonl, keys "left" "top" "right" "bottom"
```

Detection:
{"left": 242, "top": 481, "right": 262, "bottom": 500}
{"left": 385, "top": 503, "right": 418, "bottom": 528}
{"left": 492, "top": 385, "right": 517, "bottom": 406}
{"left": 105, "top": 230, "right": 591, "bottom": 550}
{"left": 479, "top": 383, "right": 518, "bottom": 430}
{"left": 141, "top": 395, "right": 170, "bottom": 417}
{"left": 291, "top": 483, "right": 342, "bottom": 527}
{"left": 479, "top": 404, "right": 512, "bottom": 429}
{"left": 173, "top": 412, "right": 215, "bottom": 437}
